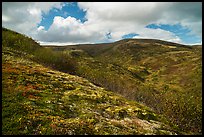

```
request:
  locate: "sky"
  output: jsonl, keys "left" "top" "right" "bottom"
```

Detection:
{"left": 2, "top": 2, "right": 202, "bottom": 45}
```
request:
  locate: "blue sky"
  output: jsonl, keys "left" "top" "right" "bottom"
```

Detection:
{"left": 38, "top": 3, "right": 87, "bottom": 30}
{"left": 145, "top": 24, "right": 201, "bottom": 44}
{"left": 2, "top": 2, "right": 202, "bottom": 45}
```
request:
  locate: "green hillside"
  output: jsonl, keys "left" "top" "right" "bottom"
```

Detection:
{"left": 2, "top": 29, "right": 179, "bottom": 135}
{"left": 2, "top": 28, "right": 201, "bottom": 135}
{"left": 46, "top": 37, "right": 202, "bottom": 134}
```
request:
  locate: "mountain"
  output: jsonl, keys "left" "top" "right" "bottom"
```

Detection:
{"left": 2, "top": 27, "right": 201, "bottom": 135}
{"left": 45, "top": 37, "right": 202, "bottom": 134}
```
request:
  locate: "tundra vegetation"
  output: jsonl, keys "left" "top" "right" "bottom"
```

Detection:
{"left": 2, "top": 28, "right": 202, "bottom": 135}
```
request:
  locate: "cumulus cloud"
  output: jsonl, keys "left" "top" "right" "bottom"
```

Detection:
{"left": 76, "top": 2, "right": 201, "bottom": 43}
{"left": 2, "top": 2, "right": 202, "bottom": 45}
{"left": 35, "top": 16, "right": 106, "bottom": 44}
{"left": 133, "top": 28, "right": 182, "bottom": 43}
{"left": 156, "top": 2, "right": 202, "bottom": 36}
{"left": 78, "top": 2, "right": 167, "bottom": 24}
{"left": 2, "top": 2, "right": 65, "bottom": 36}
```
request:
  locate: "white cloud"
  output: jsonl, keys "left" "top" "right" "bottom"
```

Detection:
{"left": 2, "top": 14, "right": 11, "bottom": 22}
{"left": 39, "top": 41, "right": 93, "bottom": 46}
{"left": 156, "top": 2, "right": 202, "bottom": 37}
{"left": 2, "top": 2, "right": 65, "bottom": 36}
{"left": 78, "top": 2, "right": 167, "bottom": 24}
{"left": 37, "top": 26, "right": 45, "bottom": 31}
{"left": 133, "top": 28, "right": 182, "bottom": 43}
{"left": 190, "top": 42, "right": 202, "bottom": 45}
{"left": 2, "top": 2, "right": 202, "bottom": 45}
{"left": 35, "top": 16, "right": 106, "bottom": 43}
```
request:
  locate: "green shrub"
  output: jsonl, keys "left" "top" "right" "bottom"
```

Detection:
{"left": 2, "top": 27, "right": 41, "bottom": 53}
{"left": 33, "top": 48, "right": 77, "bottom": 74}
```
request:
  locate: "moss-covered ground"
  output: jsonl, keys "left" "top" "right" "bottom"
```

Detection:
{"left": 2, "top": 46, "right": 181, "bottom": 135}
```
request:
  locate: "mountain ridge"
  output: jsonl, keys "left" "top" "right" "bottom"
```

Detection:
{"left": 43, "top": 38, "right": 201, "bottom": 47}
{"left": 43, "top": 31, "right": 202, "bottom": 134}
{"left": 2, "top": 28, "right": 182, "bottom": 135}
{"left": 2, "top": 27, "right": 202, "bottom": 134}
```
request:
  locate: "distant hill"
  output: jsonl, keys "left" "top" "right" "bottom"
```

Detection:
{"left": 2, "top": 27, "right": 201, "bottom": 135}
{"left": 43, "top": 38, "right": 194, "bottom": 56}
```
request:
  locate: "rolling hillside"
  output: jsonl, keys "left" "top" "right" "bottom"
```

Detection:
{"left": 2, "top": 28, "right": 201, "bottom": 135}
{"left": 2, "top": 29, "right": 180, "bottom": 135}
{"left": 45, "top": 37, "right": 202, "bottom": 134}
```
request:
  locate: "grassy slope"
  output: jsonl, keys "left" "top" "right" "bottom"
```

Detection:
{"left": 2, "top": 28, "right": 182, "bottom": 135}
{"left": 45, "top": 39, "right": 202, "bottom": 134}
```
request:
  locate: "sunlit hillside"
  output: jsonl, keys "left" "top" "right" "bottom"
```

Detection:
{"left": 2, "top": 28, "right": 202, "bottom": 135}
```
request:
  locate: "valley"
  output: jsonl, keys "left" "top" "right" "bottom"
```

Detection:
{"left": 2, "top": 27, "right": 202, "bottom": 135}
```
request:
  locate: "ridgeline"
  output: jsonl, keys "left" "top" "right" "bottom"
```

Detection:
{"left": 2, "top": 28, "right": 202, "bottom": 135}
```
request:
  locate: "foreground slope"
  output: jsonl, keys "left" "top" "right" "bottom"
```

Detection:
{"left": 45, "top": 39, "right": 202, "bottom": 134}
{"left": 2, "top": 28, "right": 180, "bottom": 135}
